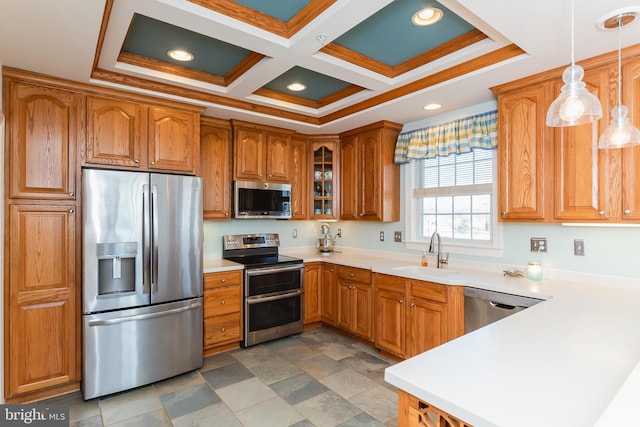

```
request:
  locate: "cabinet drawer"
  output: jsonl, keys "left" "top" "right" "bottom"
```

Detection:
{"left": 204, "top": 271, "right": 242, "bottom": 290}
{"left": 336, "top": 266, "right": 371, "bottom": 284}
{"left": 204, "top": 286, "right": 241, "bottom": 317}
{"left": 204, "top": 313, "right": 241, "bottom": 347}
{"left": 374, "top": 273, "right": 407, "bottom": 293}
{"left": 411, "top": 281, "right": 447, "bottom": 303}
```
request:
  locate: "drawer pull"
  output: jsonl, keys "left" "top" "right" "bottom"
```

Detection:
{"left": 69, "top": 191, "right": 74, "bottom": 197}
{"left": 624, "top": 209, "right": 631, "bottom": 215}
{"left": 221, "top": 300, "right": 225, "bottom": 305}
{"left": 410, "top": 303, "right": 415, "bottom": 308}
{"left": 221, "top": 327, "right": 226, "bottom": 332}
{"left": 399, "top": 299, "right": 404, "bottom": 304}
{"left": 221, "top": 278, "right": 226, "bottom": 283}
{"left": 349, "top": 273, "right": 355, "bottom": 277}
{"left": 598, "top": 210, "right": 605, "bottom": 216}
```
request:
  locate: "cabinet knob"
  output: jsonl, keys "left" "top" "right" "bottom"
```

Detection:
{"left": 225, "top": 212, "right": 229, "bottom": 216}
{"left": 410, "top": 303, "right": 415, "bottom": 308}
{"left": 305, "top": 268, "right": 309, "bottom": 272}
{"left": 69, "top": 191, "right": 74, "bottom": 197}
{"left": 221, "top": 327, "right": 226, "bottom": 332}
{"left": 134, "top": 159, "right": 139, "bottom": 164}
{"left": 150, "top": 161, "right": 155, "bottom": 165}
{"left": 221, "top": 278, "right": 226, "bottom": 283}
{"left": 69, "top": 208, "right": 75, "bottom": 214}
{"left": 624, "top": 209, "right": 631, "bottom": 215}
{"left": 399, "top": 299, "right": 404, "bottom": 304}
{"left": 259, "top": 174, "right": 263, "bottom": 178}
{"left": 221, "top": 300, "right": 225, "bottom": 305}
{"left": 268, "top": 174, "right": 272, "bottom": 178}
{"left": 330, "top": 268, "right": 334, "bottom": 272}
{"left": 349, "top": 273, "right": 355, "bottom": 277}
{"left": 501, "top": 211, "right": 506, "bottom": 217}
{"left": 359, "top": 213, "right": 364, "bottom": 217}
{"left": 352, "top": 213, "right": 356, "bottom": 218}
{"left": 598, "top": 210, "right": 605, "bottom": 216}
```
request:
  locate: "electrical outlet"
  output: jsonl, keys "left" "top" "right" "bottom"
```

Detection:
{"left": 530, "top": 237, "right": 547, "bottom": 253}
{"left": 394, "top": 231, "right": 402, "bottom": 242}
{"left": 574, "top": 239, "right": 585, "bottom": 256}
{"left": 337, "top": 228, "right": 342, "bottom": 238}
{"left": 379, "top": 231, "right": 385, "bottom": 242}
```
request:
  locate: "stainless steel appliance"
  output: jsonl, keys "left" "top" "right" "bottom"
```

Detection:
{"left": 464, "top": 287, "right": 543, "bottom": 334}
{"left": 233, "top": 180, "right": 292, "bottom": 219}
{"left": 315, "top": 222, "right": 336, "bottom": 254}
{"left": 82, "top": 169, "right": 203, "bottom": 399}
{"left": 222, "top": 233, "right": 303, "bottom": 346}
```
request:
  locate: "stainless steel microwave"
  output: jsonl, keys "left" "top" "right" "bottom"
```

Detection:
{"left": 233, "top": 180, "right": 292, "bottom": 219}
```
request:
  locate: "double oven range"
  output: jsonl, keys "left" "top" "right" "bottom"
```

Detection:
{"left": 223, "top": 233, "right": 304, "bottom": 347}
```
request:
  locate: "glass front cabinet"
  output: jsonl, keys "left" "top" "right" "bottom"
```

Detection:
{"left": 309, "top": 138, "right": 339, "bottom": 220}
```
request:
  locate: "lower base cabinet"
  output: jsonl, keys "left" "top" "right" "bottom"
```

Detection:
{"left": 203, "top": 270, "right": 243, "bottom": 355}
{"left": 304, "top": 263, "right": 322, "bottom": 324}
{"left": 320, "top": 264, "right": 338, "bottom": 325}
{"left": 337, "top": 266, "right": 373, "bottom": 341}
{"left": 398, "top": 390, "right": 473, "bottom": 427}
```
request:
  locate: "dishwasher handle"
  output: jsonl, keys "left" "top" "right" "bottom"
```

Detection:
{"left": 489, "top": 301, "right": 518, "bottom": 310}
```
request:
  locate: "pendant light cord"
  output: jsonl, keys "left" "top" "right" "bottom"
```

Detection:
{"left": 570, "top": 0, "right": 575, "bottom": 66}
{"left": 617, "top": 17, "right": 622, "bottom": 107}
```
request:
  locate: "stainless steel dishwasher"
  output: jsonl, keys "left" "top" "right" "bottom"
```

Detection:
{"left": 464, "top": 287, "right": 543, "bottom": 333}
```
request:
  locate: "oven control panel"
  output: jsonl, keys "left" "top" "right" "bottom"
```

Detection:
{"left": 223, "top": 233, "right": 280, "bottom": 250}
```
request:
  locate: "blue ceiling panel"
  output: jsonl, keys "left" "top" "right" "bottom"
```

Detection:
{"left": 263, "top": 66, "right": 353, "bottom": 101}
{"left": 123, "top": 14, "right": 252, "bottom": 76}
{"left": 333, "top": 0, "right": 476, "bottom": 66}
{"left": 231, "top": 0, "right": 312, "bottom": 22}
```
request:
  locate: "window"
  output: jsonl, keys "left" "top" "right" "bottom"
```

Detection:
{"left": 405, "top": 148, "right": 502, "bottom": 255}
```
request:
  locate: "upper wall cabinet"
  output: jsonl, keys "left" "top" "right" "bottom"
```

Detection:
{"left": 201, "top": 117, "right": 232, "bottom": 220}
{"left": 493, "top": 83, "right": 551, "bottom": 221}
{"left": 290, "top": 136, "right": 308, "bottom": 220}
{"left": 85, "top": 96, "right": 200, "bottom": 175}
{"left": 232, "top": 121, "right": 294, "bottom": 182}
{"left": 339, "top": 121, "right": 402, "bottom": 222}
{"left": 6, "top": 80, "right": 79, "bottom": 200}
{"left": 309, "top": 137, "right": 339, "bottom": 220}
{"left": 620, "top": 58, "right": 640, "bottom": 221}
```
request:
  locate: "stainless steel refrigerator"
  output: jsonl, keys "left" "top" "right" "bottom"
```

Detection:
{"left": 82, "top": 169, "right": 203, "bottom": 399}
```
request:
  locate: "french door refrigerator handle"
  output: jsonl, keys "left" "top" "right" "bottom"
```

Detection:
{"left": 142, "top": 183, "right": 150, "bottom": 294}
{"left": 151, "top": 183, "right": 159, "bottom": 293}
{"left": 88, "top": 302, "right": 203, "bottom": 326}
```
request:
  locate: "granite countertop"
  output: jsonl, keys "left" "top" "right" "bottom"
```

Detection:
{"left": 204, "top": 247, "right": 640, "bottom": 426}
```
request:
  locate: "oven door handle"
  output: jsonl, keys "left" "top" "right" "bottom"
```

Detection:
{"left": 245, "top": 264, "right": 304, "bottom": 276}
{"left": 246, "top": 289, "right": 303, "bottom": 304}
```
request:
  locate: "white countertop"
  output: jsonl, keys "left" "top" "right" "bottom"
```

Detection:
{"left": 205, "top": 247, "right": 640, "bottom": 426}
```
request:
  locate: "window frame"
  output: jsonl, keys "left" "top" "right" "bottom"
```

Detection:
{"left": 403, "top": 150, "right": 503, "bottom": 257}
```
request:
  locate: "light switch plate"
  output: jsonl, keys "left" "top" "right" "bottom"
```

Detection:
{"left": 530, "top": 237, "right": 547, "bottom": 253}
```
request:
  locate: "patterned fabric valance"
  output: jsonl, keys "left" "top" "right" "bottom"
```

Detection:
{"left": 394, "top": 110, "right": 498, "bottom": 164}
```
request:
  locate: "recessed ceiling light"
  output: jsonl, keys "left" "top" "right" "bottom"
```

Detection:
{"left": 167, "top": 49, "right": 194, "bottom": 62}
{"left": 287, "top": 82, "right": 307, "bottom": 92}
{"left": 412, "top": 7, "right": 443, "bottom": 26}
{"left": 423, "top": 103, "right": 442, "bottom": 111}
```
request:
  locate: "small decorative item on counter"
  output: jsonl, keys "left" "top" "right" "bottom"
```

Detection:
{"left": 503, "top": 268, "right": 525, "bottom": 278}
{"left": 421, "top": 251, "right": 429, "bottom": 267}
{"left": 527, "top": 262, "right": 543, "bottom": 281}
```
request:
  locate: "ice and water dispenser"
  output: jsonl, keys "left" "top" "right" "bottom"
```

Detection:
{"left": 96, "top": 242, "right": 137, "bottom": 295}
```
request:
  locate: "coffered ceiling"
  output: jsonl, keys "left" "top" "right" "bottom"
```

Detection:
{"left": 2, "top": 0, "right": 640, "bottom": 134}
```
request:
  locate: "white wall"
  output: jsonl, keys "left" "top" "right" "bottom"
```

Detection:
{"left": 204, "top": 99, "right": 640, "bottom": 280}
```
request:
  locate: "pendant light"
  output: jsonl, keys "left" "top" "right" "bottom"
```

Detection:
{"left": 598, "top": 11, "right": 640, "bottom": 149}
{"left": 546, "top": 0, "right": 602, "bottom": 127}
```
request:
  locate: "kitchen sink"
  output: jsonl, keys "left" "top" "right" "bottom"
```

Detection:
{"left": 392, "top": 265, "right": 458, "bottom": 276}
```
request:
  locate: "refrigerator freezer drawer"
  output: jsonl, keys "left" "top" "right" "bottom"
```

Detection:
{"left": 83, "top": 298, "right": 203, "bottom": 399}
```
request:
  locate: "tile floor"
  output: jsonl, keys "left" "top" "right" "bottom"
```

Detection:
{"left": 55, "top": 327, "right": 399, "bottom": 427}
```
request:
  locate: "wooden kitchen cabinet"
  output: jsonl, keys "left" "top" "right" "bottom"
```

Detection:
{"left": 398, "top": 390, "right": 472, "bottom": 427}
{"left": 203, "top": 270, "right": 243, "bottom": 355}
{"left": 290, "top": 136, "right": 308, "bottom": 219}
{"left": 304, "top": 263, "right": 322, "bottom": 325}
{"left": 201, "top": 117, "right": 232, "bottom": 220}
{"left": 374, "top": 274, "right": 408, "bottom": 358}
{"left": 6, "top": 204, "right": 79, "bottom": 402}
{"left": 85, "top": 97, "right": 200, "bottom": 174}
{"left": 320, "top": 264, "right": 338, "bottom": 325}
{"left": 233, "top": 121, "right": 294, "bottom": 182}
{"left": 493, "top": 82, "right": 551, "bottom": 221}
{"left": 336, "top": 266, "right": 373, "bottom": 341}
{"left": 621, "top": 58, "right": 640, "bottom": 220}
{"left": 6, "top": 79, "right": 78, "bottom": 200}
{"left": 309, "top": 137, "right": 339, "bottom": 219}
{"left": 339, "top": 121, "right": 402, "bottom": 221}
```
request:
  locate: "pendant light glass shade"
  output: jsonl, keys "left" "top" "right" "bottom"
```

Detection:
{"left": 597, "top": 11, "right": 640, "bottom": 149}
{"left": 546, "top": 0, "right": 602, "bottom": 127}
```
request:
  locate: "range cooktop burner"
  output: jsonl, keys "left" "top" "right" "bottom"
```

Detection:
{"left": 224, "top": 254, "right": 303, "bottom": 269}
{"left": 222, "top": 233, "right": 302, "bottom": 268}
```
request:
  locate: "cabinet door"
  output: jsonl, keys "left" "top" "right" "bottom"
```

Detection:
{"left": 340, "top": 135, "right": 358, "bottom": 220}
{"left": 352, "top": 282, "right": 373, "bottom": 340}
{"left": 9, "top": 82, "right": 77, "bottom": 200}
{"left": 304, "top": 263, "right": 322, "bottom": 324}
{"left": 290, "top": 137, "right": 308, "bottom": 219}
{"left": 359, "top": 129, "right": 382, "bottom": 220}
{"left": 201, "top": 120, "right": 232, "bottom": 220}
{"left": 310, "top": 140, "right": 339, "bottom": 219}
{"left": 375, "top": 288, "right": 406, "bottom": 357}
{"left": 408, "top": 297, "right": 447, "bottom": 357}
{"left": 554, "top": 66, "right": 613, "bottom": 220}
{"left": 8, "top": 204, "right": 78, "bottom": 397}
{"left": 148, "top": 106, "right": 198, "bottom": 174}
{"left": 497, "top": 83, "right": 549, "bottom": 220}
{"left": 337, "top": 281, "right": 353, "bottom": 331}
{"left": 235, "top": 127, "right": 265, "bottom": 180}
{"left": 86, "top": 95, "right": 143, "bottom": 168}
{"left": 622, "top": 59, "right": 640, "bottom": 220}
{"left": 265, "top": 132, "right": 291, "bottom": 182}
{"left": 320, "top": 264, "right": 337, "bottom": 325}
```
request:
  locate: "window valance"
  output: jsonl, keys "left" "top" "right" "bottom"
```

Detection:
{"left": 394, "top": 110, "right": 498, "bottom": 164}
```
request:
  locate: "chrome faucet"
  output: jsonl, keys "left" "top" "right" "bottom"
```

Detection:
{"left": 428, "top": 231, "right": 449, "bottom": 268}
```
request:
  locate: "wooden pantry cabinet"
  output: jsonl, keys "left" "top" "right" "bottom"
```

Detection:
{"left": 201, "top": 117, "right": 232, "bottom": 220}
{"left": 203, "top": 270, "right": 243, "bottom": 355}
{"left": 339, "top": 121, "right": 402, "bottom": 221}
{"left": 232, "top": 121, "right": 294, "bottom": 182}
{"left": 85, "top": 95, "right": 201, "bottom": 175}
